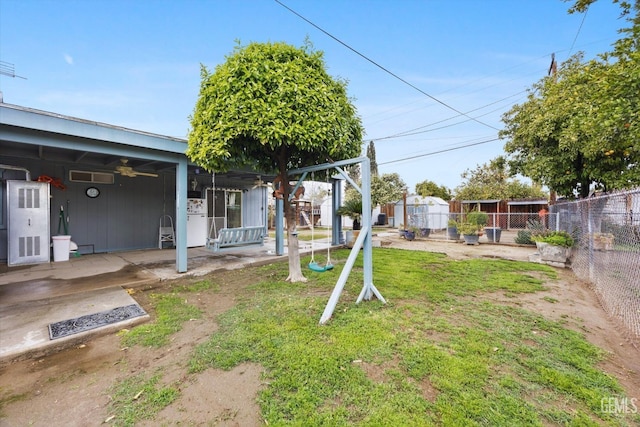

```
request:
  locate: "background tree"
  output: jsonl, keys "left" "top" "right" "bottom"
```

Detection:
{"left": 371, "top": 173, "right": 407, "bottom": 206}
{"left": 415, "top": 180, "right": 452, "bottom": 201}
{"left": 308, "top": 186, "right": 328, "bottom": 208}
{"left": 343, "top": 172, "right": 407, "bottom": 209}
{"left": 501, "top": 1, "right": 640, "bottom": 197}
{"left": 366, "top": 141, "right": 379, "bottom": 177}
{"left": 187, "top": 41, "right": 363, "bottom": 282}
{"left": 454, "top": 156, "right": 547, "bottom": 200}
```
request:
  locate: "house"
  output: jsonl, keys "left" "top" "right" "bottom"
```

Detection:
{"left": 0, "top": 102, "right": 271, "bottom": 272}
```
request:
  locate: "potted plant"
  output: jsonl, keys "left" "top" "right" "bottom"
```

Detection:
{"left": 532, "top": 231, "right": 574, "bottom": 264}
{"left": 337, "top": 198, "right": 362, "bottom": 248}
{"left": 405, "top": 226, "right": 419, "bottom": 241}
{"left": 466, "top": 211, "right": 488, "bottom": 236}
{"left": 337, "top": 198, "right": 362, "bottom": 230}
{"left": 459, "top": 222, "right": 480, "bottom": 245}
{"left": 447, "top": 219, "right": 460, "bottom": 240}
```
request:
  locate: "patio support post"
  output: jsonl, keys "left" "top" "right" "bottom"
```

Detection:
{"left": 275, "top": 197, "right": 284, "bottom": 256}
{"left": 175, "top": 158, "right": 188, "bottom": 273}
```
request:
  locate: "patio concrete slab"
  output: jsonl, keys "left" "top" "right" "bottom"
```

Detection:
{"left": 0, "top": 286, "right": 148, "bottom": 361}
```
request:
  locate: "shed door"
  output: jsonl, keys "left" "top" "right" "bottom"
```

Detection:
{"left": 7, "top": 180, "right": 50, "bottom": 266}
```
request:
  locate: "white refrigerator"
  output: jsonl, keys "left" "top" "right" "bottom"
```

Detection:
{"left": 187, "top": 198, "right": 207, "bottom": 247}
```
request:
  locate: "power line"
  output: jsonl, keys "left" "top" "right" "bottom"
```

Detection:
{"left": 378, "top": 137, "right": 501, "bottom": 166}
{"left": 567, "top": 6, "right": 589, "bottom": 58}
{"left": 0, "top": 61, "right": 27, "bottom": 79}
{"left": 369, "top": 90, "right": 526, "bottom": 142}
{"left": 274, "top": 0, "right": 500, "bottom": 132}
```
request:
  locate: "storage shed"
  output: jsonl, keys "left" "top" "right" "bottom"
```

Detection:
{"left": 394, "top": 195, "right": 449, "bottom": 230}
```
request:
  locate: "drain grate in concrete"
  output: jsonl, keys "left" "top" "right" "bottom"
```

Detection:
{"left": 48, "top": 304, "right": 147, "bottom": 340}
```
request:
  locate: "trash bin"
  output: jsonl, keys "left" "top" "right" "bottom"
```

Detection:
{"left": 377, "top": 213, "right": 387, "bottom": 225}
{"left": 52, "top": 235, "right": 71, "bottom": 262}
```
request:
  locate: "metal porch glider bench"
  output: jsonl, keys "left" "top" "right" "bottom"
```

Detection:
{"left": 206, "top": 226, "right": 265, "bottom": 252}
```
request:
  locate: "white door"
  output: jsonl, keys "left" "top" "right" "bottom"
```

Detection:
{"left": 7, "top": 180, "right": 50, "bottom": 266}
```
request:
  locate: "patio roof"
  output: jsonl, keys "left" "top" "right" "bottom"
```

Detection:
{"left": 507, "top": 199, "right": 548, "bottom": 206}
{"left": 1, "top": 102, "right": 189, "bottom": 271}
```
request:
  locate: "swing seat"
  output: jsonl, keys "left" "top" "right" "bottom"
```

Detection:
{"left": 308, "top": 261, "right": 334, "bottom": 272}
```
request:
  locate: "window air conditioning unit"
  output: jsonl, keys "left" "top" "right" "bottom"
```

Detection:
{"left": 69, "top": 170, "right": 115, "bottom": 184}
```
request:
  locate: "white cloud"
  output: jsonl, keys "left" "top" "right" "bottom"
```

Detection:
{"left": 63, "top": 53, "right": 74, "bottom": 65}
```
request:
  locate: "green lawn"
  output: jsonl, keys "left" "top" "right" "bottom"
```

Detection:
{"left": 115, "top": 248, "right": 639, "bottom": 426}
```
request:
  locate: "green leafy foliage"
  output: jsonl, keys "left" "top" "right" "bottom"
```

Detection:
{"left": 454, "top": 156, "right": 547, "bottom": 201}
{"left": 187, "top": 41, "right": 363, "bottom": 175}
{"left": 501, "top": 2, "right": 640, "bottom": 197}
{"left": 370, "top": 172, "right": 407, "bottom": 206}
{"left": 466, "top": 210, "right": 488, "bottom": 227}
{"left": 515, "top": 229, "right": 535, "bottom": 245}
{"left": 344, "top": 172, "right": 408, "bottom": 208}
{"left": 187, "top": 40, "right": 364, "bottom": 281}
{"left": 415, "top": 179, "right": 452, "bottom": 201}
{"left": 532, "top": 231, "right": 575, "bottom": 248}
{"left": 336, "top": 197, "right": 362, "bottom": 220}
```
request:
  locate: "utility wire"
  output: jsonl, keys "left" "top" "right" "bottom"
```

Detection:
{"left": 370, "top": 90, "right": 527, "bottom": 141}
{"left": 567, "top": 6, "right": 589, "bottom": 58}
{"left": 0, "top": 61, "right": 27, "bottom": 79}
{"left": 378, "top": 137, "right": 501, "bottom": 166}
{"left": 371, "top": 107, "right": 500, "bottom": 141}
{"left": 274, "top": 0, "right": 500, "bottom": 131}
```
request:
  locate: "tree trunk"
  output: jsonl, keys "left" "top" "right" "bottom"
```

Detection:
{"left": 278, "top": 149, "right": 306, "bottom": 283}
{"left": 286, "top": 218, "right": 307, "bottom": 282}
{"left": 576, "top": 153, "right": 591, "bottom": 199}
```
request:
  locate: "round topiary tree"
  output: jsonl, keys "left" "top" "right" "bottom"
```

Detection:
{"left": 187, "top": 41, "right": 363, "bottom": 282}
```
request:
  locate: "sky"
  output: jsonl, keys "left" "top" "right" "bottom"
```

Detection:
{"left": 0, "top": 0, "right": 627, "bottom": 192}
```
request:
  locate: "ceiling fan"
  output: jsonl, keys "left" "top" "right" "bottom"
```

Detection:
{"left": 114, "top": 159, "right": 158, "bottom": 178}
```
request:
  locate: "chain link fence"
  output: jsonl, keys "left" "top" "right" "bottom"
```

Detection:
{"left": 550, "top": 188, "right": 640, "bottom": 340}
{"left": 403, "top": 212, "right": 542, "bottom": 231}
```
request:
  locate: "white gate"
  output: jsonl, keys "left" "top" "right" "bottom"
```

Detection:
{"left": 7, "top": 180, "right": 50, "bottom": 266}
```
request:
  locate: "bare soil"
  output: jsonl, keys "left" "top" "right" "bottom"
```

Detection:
{"left": 1, "top": 238, "right": 638, "bottom": 426}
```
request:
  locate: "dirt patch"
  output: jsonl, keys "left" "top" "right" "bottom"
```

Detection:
{"left": 1, "top": 240, "right": 638, "bottom": 426}
{"left": 139, "top": 363, "right": 263, "bottom": 427}
{"left": 0, "top": 272, "right": 264, "bottom": 427}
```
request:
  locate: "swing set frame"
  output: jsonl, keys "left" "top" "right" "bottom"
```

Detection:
{"left": 278, "top": 156, "right": 386, "bottom": 324}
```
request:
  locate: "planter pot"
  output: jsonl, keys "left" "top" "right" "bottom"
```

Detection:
{"left": 484, "top": 227, "right": 502, "bottom": 243}
{"left": 420, "top": 228, "right": 431, "bottom": 238}
{"left": 447, "top": 227, "right": 460, "bottom": 240}
{"left": 405, "top": 230, "right": 416, "bottom": 241}
{"left": 345, "top": 230, "right": 360, "bottom": 248}
{"left": 462, "top": 234, "right": 479, "bottom": 245}
{"left": 536, "top": 242, "right": 571, "bottom": 263}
